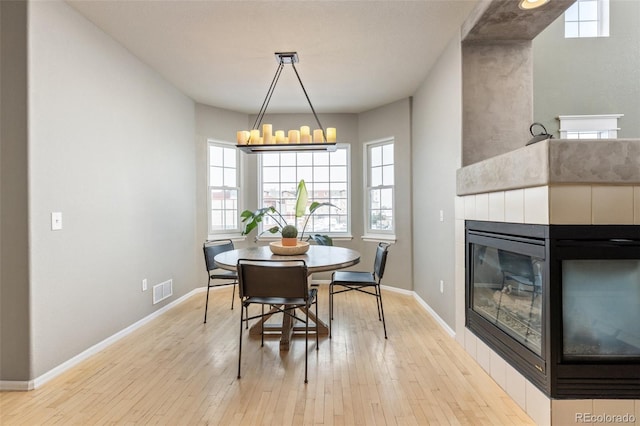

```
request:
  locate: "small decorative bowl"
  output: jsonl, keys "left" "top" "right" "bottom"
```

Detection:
{"left": 269, "top": 241, "right": 310, "bottom": 255}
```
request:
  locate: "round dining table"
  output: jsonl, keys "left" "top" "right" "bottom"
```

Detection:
{"left": 214, "top": 244, "right": 361, "bottom": 350}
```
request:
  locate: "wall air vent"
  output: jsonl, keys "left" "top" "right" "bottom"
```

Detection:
{"left": 152, "top": 279, "right": 173, "bottom": 305}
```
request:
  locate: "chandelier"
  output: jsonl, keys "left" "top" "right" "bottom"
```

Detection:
{"left": 236, "top": 52, "right": 337, "bottom": 153}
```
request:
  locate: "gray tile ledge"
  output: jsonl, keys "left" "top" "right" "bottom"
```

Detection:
{"left": 457, "top": 139, "right": 640, "bottom": 196}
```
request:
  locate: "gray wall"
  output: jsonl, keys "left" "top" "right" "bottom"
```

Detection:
{"left": 24, "top": 1, "right": 197, "bottom": 379}
{"left": 533, "top": 0, "right": 640, "bottom": 137}
{"left": 358, "top": 99, "right": 413, "bottom": 290}
{"left": 412, "top": 35, "right": 463, "bottom": 328}
{"left": 1, "top": 0, "right": 31, "bottom": 381}
{"left": 462, "top": 41, "right": 533, "bottom": 165}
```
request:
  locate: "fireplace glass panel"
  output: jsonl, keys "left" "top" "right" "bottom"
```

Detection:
{"left": 562, "top": 259, "right": 640, "bottom": 359}
{"left": 471, "top": 244, "right": 543, "bottom": 356}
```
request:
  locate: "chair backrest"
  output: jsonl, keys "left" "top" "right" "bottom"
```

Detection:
{"left": 373, "top": 242, "right": 390, "bottom": 281}
{"left": 237, "top": 259, "right": 308, "bottom": 300}
{"left": 203, "top": 239, "right": 234, "bottom": 272}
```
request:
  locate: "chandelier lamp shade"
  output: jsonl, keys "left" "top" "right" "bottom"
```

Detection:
{"left": 236, "top": 52, "right": 337, "bottom": 153}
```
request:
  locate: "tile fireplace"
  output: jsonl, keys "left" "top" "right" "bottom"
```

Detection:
{"left": 466, "top": 220, "right": 640, "bottom": 399}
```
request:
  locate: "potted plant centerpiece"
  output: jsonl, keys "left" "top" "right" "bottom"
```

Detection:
{"left": 240, "top": 180, "right": 337, "bottom": 254}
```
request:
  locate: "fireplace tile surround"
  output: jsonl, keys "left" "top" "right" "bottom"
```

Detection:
{"left": 455, "top": 140, "right": 640, "bottom": 425}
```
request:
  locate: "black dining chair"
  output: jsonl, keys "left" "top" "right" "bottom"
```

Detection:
{"left": 236, "top": 259, "right": 318, "bottom": 383}
{"left": 329, "top": 242, "right": 390, "bottom": 339}
{"left": 202, "top": 239, "right": 238, "bottom": 323}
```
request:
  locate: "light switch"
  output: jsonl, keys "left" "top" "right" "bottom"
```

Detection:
{"left": 51, "top": 212, "right": 62, "bottom": 230}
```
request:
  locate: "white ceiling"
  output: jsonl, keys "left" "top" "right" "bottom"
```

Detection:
{"left": 67, "top": 0, "right": 477, "bottom": 114}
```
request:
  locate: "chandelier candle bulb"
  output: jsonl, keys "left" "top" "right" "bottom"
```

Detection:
{"left": 288, "top": 129, "right": 300, "bottom": 144}
{"left": 275, "top": 130, "right": 285, "bottom": 143}
{"left": 300, "top": 126, "right": 311, "bottom": 143}
{"left": 327, "top": 128, "right": 336, "bottom": 143}
{"left": 313, "top": 129, "right": 325, "bottom": 143}
{"left": 237, "top": 130, "right": 250, "bottom": 145}
{"left": 262, "top": 124, "right": 273, "bottom": 144}
{"left": 249, "top": 129, "right": 260, "bottom": 145}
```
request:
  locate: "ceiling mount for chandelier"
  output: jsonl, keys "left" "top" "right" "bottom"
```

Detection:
{"left": 236, "top": 52, "right": 337, "bottom": 153}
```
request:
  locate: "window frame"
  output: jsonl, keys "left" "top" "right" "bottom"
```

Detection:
{"left": 564, "top": 0, "right": 610, "bottom": 39}
{"left": 558, "top": 114, "right": 623, "bottom": 139}
{"left": 207, "top": 139, "right": 242, "bottom": 238}
{"left": 256, "top": 143, "right": 352, "bottom": 239}
{"left": 363, "top": 137, "right": 396, "bottom": 241}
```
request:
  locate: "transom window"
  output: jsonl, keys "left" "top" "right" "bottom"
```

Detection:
{"left": 208, "top": 141, "right": 240, "bottom": 234}
{"left": 365, "top": 139, "right": 394, "bottom": 235}
{"left": 259, "top": 145, "right": 350, "bottom": 236}
{"left": 559, "top": 114, "right": 623, "bottom": 139}
{"left": 565, "top": 0, "right": 609, "bottom": 38}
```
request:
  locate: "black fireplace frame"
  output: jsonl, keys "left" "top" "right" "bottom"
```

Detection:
{"left": 466, "top": 220, "right": 640, "bottom": 399}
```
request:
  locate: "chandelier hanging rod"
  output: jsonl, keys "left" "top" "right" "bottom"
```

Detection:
{"left": 252, "top": 52, "right": 325, "bottom": 134}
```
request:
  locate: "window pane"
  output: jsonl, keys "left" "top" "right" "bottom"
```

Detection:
{"left": 371, "top": 146, "right": 382, "bottom": 167}
{"left": 315, "top": 166, "right": 330, "bottom": 182}
{"left": 332, "top": 149, "right": 347, "bottom": 166}
{"left": 223, "top": 168, "right": 236, "bottom": 187}
{"left": 209, "top": 166, "right": 223, "bottom": 186}
{"left": 380, "top": 188, "right": 393, "bottom": 209}
{"left": 565, "top": 21, "right": 579, "bottom": 38}
{"left": 579, "top": 0, "right": 598, "bottom": 21}
{"left": 371, "top": 166, "right": 382, "bottom": 187}
{"left": 297, "top": 152, "right": 313, "bottom": 166}
{"left": 209, "top": 146, "right": 223, "bottom": 167}
{"left": 263, "top": 167, "right": 280, "bottom": 183}
{"left": 223, "top": 148, "right": 236, "bottom": 168}
{"left": 382, "top": 144, "right": 394, "bottom": 165}
{"left": 314, "top": 152, "right": 329, "bottom": 166}
{"left": 211, "top": 211, "right": 223, "bottom": 230}
{"left": 580, "top": 21, "right": 598, "bottom": 37}
{"left": 297, "top": 166, "right": 313, "bottom": 183}
{"left": 382, "top": 165, "right": 394, "bottom": 186}
{"left": 565, "top": 2, "right": 579, "bottom": 21}
{"left": 262, "top": 153, "right": 279, "bottom": 166}
{"left": 225, "top": 211, "right": 237, "bottom": 229}
{"left": 370, "top": 189, "right": 380, "bottom": 210}
{"left": 211, "top": 190, "right": 223, "bottom": 209}
{"left": 281, "top": 166, "right": 297, "bottom": 183}
{"left": 281, "top": 153, "right": 296, "bottom": 166}
{"left": 332, "top": 166, "right": 347, "bottom": 183}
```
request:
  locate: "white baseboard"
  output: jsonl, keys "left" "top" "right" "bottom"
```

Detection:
{"left": 0, "top": 287, "right": 205, "bottom": 392}
{"left": 411, "top": 291, "right": 456, "bottom": 338}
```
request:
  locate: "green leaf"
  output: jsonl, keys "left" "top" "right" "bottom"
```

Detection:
{"left": 308, "top": 234, "right": 333, "bottom": 246}
{"left": 295, "top": 180, "right": 309, "bottom": 218}
{"left": 309, "top": 201, "right": 339, "bottom": 214}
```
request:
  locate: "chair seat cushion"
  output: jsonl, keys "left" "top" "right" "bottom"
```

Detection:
{"left": 332, "top": 271, "right": 376, "bottom": 285}
{"left": 210, "top": 269, "right": 238, "bottom": 280}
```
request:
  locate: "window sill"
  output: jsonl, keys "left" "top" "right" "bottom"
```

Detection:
{"left": 207, "top": 234, "right": 247, "bottom": 242}
{"left": 256, "top": 234, "right": 354, "bottom": 242}
{"left": 362, "top": 234, "right": 396, "bottom": 243}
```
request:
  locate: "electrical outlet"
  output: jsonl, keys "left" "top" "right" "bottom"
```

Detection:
{"left": 142, "top": 278, "right": 148, "bottom": 292}
{"left": 440, "top": 280, "right": 444, "bottom": 293}
{"left": 439, "top": 210, "right": 444, "bottom": 222}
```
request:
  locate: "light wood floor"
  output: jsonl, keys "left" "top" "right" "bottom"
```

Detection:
{"left": 0, "top": 286, "right": 535, "bottom": 425}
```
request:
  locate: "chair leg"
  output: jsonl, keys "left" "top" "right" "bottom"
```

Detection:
{"left": 204, "top": 279, "right": 211, "bottom": 324}
{"left": 304, "top": 303, "right": 309, "bottom": 384}
{"left": 375, "top": 285, "right": 382, "bottom": 321}
{"left": 261, "top": 304, "right": 265, "bottom": 347}
{"left": 328, "top": 283, "right": 333, "bottom": 338}
{"left": 230, "top": 282, "right": 236, "bottom": 310}
{"left": 315, "top": 298, "right": 319, "bottom": 350}
{"left": 238, "top": 303, "right": 244, "bottom": 379}
{"left": 245, "top": 305, "right": 249, "bottom": 329}
{"left": 377, "top": 284, "right": 388, "bottom": 339}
